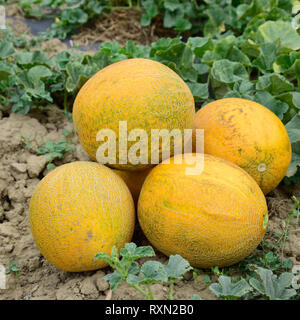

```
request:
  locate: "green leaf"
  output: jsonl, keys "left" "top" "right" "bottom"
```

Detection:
{"left": 210, "top": 276, "right": 252, "bottom": 299}
{"left": 211, "top": 59, "right": 248, "bottom": 84}
{"left": 152, "top": 42, "right": 197, "bottom": 82}
{"left": 233, "top": 79, "right": 255, "bottom": 94}
{"left": 128, "top": 262, "right": 140, "bottom": 275}
{"left": 253, "top": 43, "right": 277, "bottom": 73}
{"left": 240, "top": 39, "right": 260, "bottom": 58}
{"left": 0, "top": 41, "right": 15, "bottom": 59}
{"left": 65, "top": 61, "right": 94, "bottom": 93}
{"left": 104, "top": 270, "right": 123, "bottom": 291}
{"left": 286, "top": 114, "right": 300, "bottom": 145}
{"left": 174, "top": 18, "right": 192, "bottom": 31}
{"left": 53, "top": 51, "right": 72, "bottom": 70}
{"left": 193, "top": 63, "right": 209, "bottom": 75}
{"left": 127, "top": 273, "right": 144, "bottom": 284}
{"left": 249, "top": 267, "right": 296, "bottom": 300}
{"left": 187, "top": 82, "right": 209, "bottom": 100}
{"left": 274, "top": 52, "right": 300, "bottom": 75}
{"left": 140, "top": 261, "right": 169, "bottom": 283}
{"left": 204, "top": 5, "right": 226, "bottom": 29}
{"left": 0, "top": 63, "right": 13, "bottom": 81}
{"left": 164, "top": 0, "right": 181, "bottom": 12}
{"left": 46, "top": 163, "right": 56, "bottom": 171}
{"left": 28, "top": 66, "right": 52, "bottom": 83}
{"left": 254, "top": 91, "right": 289, "bottom": 120}
{"left": 187, "top": 37, "right": 214, "bottom": 58}
{"left": 277, "top": 92, "right": 300, "bottom": 123}
{"left": 120, "top": 243, "right": 155, "bottom": 260}
{"left": 14, "top": 50, "right": 51, "bottom": 66}
{"left": 257, "top": 21, "right": 300, "bottom": 50}
{"left": 61, "top": 8, "right": 88, "bottom": 25}
{"left": 11, "top": 91, "right": 33, "bottom": 114}
{"left": 86, "top": 1, "right": 103, "bottom": 15}
{"left": 190, "top": 294, "right": 202, "bottom": 300}
{"left": 17, "top": 71, "right": 53, "bottom": 102}
{"left": 227, "top": 46, "right": 251, "bottom": 66}
{"left": 164, "top": 254, "right": 192, "bottom": 280}
{"left": 287, "top": 141, "right": 300, "bottom": 178}
{"left": 140, "top": 3, "right": 158, "bottom": 26}
{"left": 256, "top": 74, "right": 294, "bottom": 95}
{"left": 163, "top": 9, "right": 183, "bottom": 28}
{"left": 111, "top": 245, "right": 119, "bottom": 260}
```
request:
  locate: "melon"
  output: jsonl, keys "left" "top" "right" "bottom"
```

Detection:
{"left": 192, "top": 98, "right": 291, "bottom": 194}
{"left": 73, "top": 58, "right": 195, "bottom": 170}
{"left": 29, "top": 161, "right": 135, "bottom": 272}
{"left": 113, "top": 168, "right": 152, "bottom": 204}
{"left": 138, "top": 153, "right": 268, "bottom": 268}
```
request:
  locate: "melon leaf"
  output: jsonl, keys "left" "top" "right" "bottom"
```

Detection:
{"left": 209, "top": 276, "right": 252, "bottom": 300}
{"left": 0, "top": 41, "right": 15, "bottom": 59}
{"left": 211, "top": 59, "right": 248, "bottom": 84}
{"left": 285, "top": 114, "right": 300, "bottom": 177}
{"left": 120, "top": 242, "right": 155, "bottom": 260}
{"left": 164, "top": 254, "right": 192, "bottom": 280}
{"left": 249, "top": 267, "right": 297, "bottom": 300}
{"left": 190, "top": 294, "right": 202, "bottom": 300}
{"left": 257, "top": 21, "right": 300, "bottom": 51}
{"left": 140, "top": 261, "right": 169, "bottom": 283}
{"left": 254, "top": 91, "right": 289, "bottom": 120}
{"left": 103, "top": 270, "right": 123, "bottom": 291}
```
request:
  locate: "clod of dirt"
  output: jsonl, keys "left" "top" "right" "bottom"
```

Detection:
{"left": 80, "top": 277, "right": 99, "bottom": 299}
{"left": 75, "top": 144, "right": 91, "bottom": 161}
{"left": 95, "top": 275, "right": 110, "bottom": 292}
{"left": 11, "top": 163, "right": 27, "bottom": 174}
{"left": 27, "top": 155, "right": 47, "bottom": 178}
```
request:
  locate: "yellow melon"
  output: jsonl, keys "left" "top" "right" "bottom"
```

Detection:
{"left": 192, "top": 98, "right": 291, "bottom": 194}
{"left": 138, "top": 153, "right": 268, "bottom": 268}
{"left": 113, "top": 168, "right": 152, "bottom": 204}
{"left": 29, "top": 161, "right": 135, "bottom": 272}
{"left": 73, "top": 58, "right": 195, "bottom": 170}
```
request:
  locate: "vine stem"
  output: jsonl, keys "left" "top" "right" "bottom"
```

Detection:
{"left": 168, "top": 281, "right": 174, "bottom": 300}
{"left": 146, "top": 284, "right": 155, "bottom": 300}
{"left": 130, "top": 284, "right": 150, "bottom": 299}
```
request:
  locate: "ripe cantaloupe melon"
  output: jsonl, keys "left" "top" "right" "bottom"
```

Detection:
{"left": 192, "top": 98, "right": 291, "bottom": 194}
{"left": 73, "top": 58, "right": 195, "bottom": 170}
{"left": 138, "top": 153, "right": 268, "bottom": 268}
{"left": 113, "top": 168, "right": 152, "bottom": 204}
{"left": 29, "top": 161, "right": 135, "bottom": 272}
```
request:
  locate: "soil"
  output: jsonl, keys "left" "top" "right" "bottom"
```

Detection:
{"left": 4, "top": 4, "right": 177, "bottom": 47}
{"left": 6, "top": 17, "right": 32, "bottom": 38}
{"left": 71, "top": 9, "right": 177, "bottom": 47}
{"left": 0, "top": 5, "right": 299, "bottom": 301}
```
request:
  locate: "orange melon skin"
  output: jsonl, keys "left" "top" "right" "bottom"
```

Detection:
{"left": 113, "top": 168, "right": 152, "bottom": 204}
{"left": 29, "top": 161, "right": 135, "bottom": 272}
{"left": 192, "top": 98, "right": 291, "bottom": 195}
{"left": 138, "top": 153, "right": 268, "bottom": 268}
{"left": 73, "top": 58, "right": 195, "bottom": 171}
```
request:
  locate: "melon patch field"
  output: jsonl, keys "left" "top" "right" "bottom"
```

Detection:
{"left": 0, "top": 0, "right": 300, "bottom": 301}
